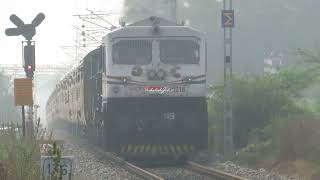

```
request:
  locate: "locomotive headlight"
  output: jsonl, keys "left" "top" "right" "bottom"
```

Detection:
{"left": 147, "top": 69, "right": 157, "bottom": 80}
{"left": 184, "top": 77, "right": 192, "bottom": 82}
{"left": 122, "top": 77, "right": 128, "bottom": 83}
{"left": 157, "top": 69, "right": 166, "bottom": 80}
{"left": 132, "top": 66, "right": 143, "bottom": 76}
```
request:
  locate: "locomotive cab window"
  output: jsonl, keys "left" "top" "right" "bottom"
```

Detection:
{"left": 160, "top": 39, "right": 200, "bottom": 64}
{"left": 112, "top": 40, "right": 152, "bottom": 65}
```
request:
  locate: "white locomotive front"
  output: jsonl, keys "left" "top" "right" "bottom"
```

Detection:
{"left": 102, "top": 17, "right": 207, "bottom": 100}
{"left": 47, "top": 17, "right": 208, "bottom": 160}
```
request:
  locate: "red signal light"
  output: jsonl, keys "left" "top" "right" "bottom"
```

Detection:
{"left": 27, "top": 65, "right": 32, "bottom": 70}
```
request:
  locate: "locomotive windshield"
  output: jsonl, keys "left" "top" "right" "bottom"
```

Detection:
{"left": 112, "top": 40, "right": 152, "bottom": 65}
{"left": 160, "top": 40, "right": 200, "bottom": 64}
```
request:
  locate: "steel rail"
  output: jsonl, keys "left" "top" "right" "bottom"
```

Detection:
{"left": 106, "top": 153, "right": 164, "bottom": 180}
{"left": 187, "top": 161, "right": 247, "bottom": 180}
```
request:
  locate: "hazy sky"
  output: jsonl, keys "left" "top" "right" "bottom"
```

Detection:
{"left": 0, "top": 0, "right": 123, "bottom": 66}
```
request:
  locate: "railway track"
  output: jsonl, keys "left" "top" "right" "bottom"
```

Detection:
{"left": 52, "top": 124, "right": 246, "bottom": 180}
{"left": 105, "top": 153, "right": 163, "bottom": 180}
{"left": 187, "top": 161, "right": 247, "bottom": 180}
{"left": 105, "top": 152, "right": 246, "bottom": 180}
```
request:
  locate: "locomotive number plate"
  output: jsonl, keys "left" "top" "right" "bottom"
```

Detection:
{"left": 168, "top": 86, "right": 186, "bottom": 93}
{"left": 143, "top": 86, "right": 186, "bottom": 94}
{"left": 163, "top": 112, "right": 175, "bottom": 120}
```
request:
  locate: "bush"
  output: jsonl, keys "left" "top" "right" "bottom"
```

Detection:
{"left": 274, "top": 116, "right": 320, "bottom": 163}
{"left": 0, "top": 120, "right": 46, "bottom": 180}
{"left": 238, "top": 114, "right": 320, "bottom": 166}
{"left": 0, "top": 127, "right": 40, "bottom": 179}
{"left": 209, "top": 49, "right": 320, "bottom": 167}
{"left": 208, "top": 75, "right": 299, "bottom": 150}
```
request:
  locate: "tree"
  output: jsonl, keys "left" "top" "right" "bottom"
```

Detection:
{"left": 208, "top": 73, "right": 310, "bottom": 149}
{"left": 0, "top": 71, "right": 10, "bottom": 96}
{"left": 0, "top": 71, "right": 19, "bottom": 123}
{"left": 293, "top": 48, "right": 320, "bottom": 113}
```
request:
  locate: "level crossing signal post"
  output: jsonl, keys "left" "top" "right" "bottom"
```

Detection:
{"left": 23, "top": 41, "right": 36, "bottom": 79}
{"left": 5, "top": 13, "right": 45, "bottom": 137}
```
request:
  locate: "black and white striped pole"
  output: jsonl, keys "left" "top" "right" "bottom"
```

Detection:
{"left": 222, "top": 0, "right": 235, "bottom": 159}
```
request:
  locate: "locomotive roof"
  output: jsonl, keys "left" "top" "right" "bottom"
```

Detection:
{"left": 104, "top": 16, "right": 205, "bottom": 41}
{"left": 127, "top": 16, "right": 180, "bottom": 26}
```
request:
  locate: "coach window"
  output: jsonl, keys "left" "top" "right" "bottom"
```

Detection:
{"left": 100, "top": 45, "right": 106, "bottom": 72}
{"left": 90, "top": 61, "right": 94, "bottom": 78}
{"left": 92, "top": 53, "right": 99, "bottom": 75}
{"left": 112, "top": 40, "right": 152, "bottom": 65}
{"left": 76, "top": 88, "right": 79, "bottom": 100}
{"left": 93, "top": 51, "right": 101, "bottom": 73}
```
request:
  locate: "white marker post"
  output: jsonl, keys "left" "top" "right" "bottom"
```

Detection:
{"left": 41, "top": 156, "right": 73, "bottom": 180}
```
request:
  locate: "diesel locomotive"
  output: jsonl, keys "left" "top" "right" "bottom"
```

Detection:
{"left": 46, "top": 16, "right": 208, "bottom": 160}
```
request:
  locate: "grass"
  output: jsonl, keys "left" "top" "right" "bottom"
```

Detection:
{"left": 0, "top": 119, "right": 53, "bottom": 180}
{"left": 235, "top": 116, "right": 320, "bottom": 179}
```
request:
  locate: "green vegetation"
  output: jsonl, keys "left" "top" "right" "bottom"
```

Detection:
{"left": 0, "top": 72, "right": 37, "bottom": 179}
{"left": 0, "top": 121, "right": 63, "bottom": 180}
{"left": 47, "top": 142, "right": 63, "bottom": 180}
{"left": 0, "top": 123, "right": 41, "bottom": 180}
{"left": 208, "top": 48, "right": 320, "bottom": 167}
{"left": 0, "top": 72, "right": 63, "bottom": 180}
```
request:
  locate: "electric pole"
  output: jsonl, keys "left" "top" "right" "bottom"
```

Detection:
{"left": 222, "top": 0, "right": 235, "bottom": 159}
